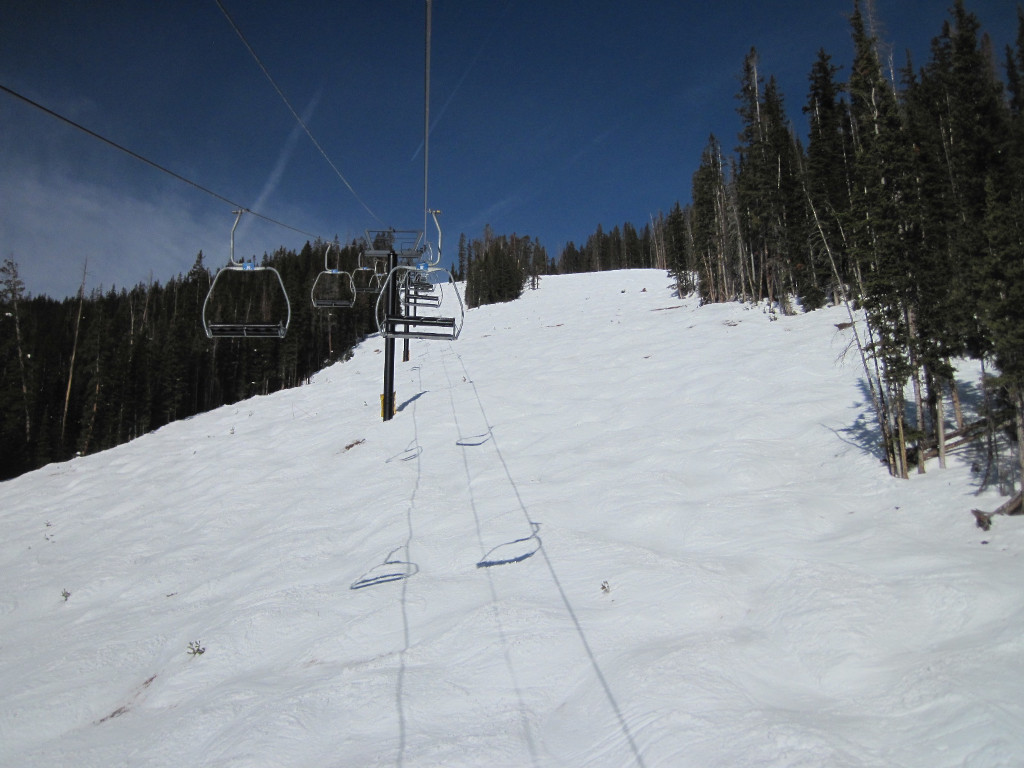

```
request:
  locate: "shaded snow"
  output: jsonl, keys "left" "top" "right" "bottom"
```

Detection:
{"left": 2, "top": 270, "right": 1022, "bottom": 767}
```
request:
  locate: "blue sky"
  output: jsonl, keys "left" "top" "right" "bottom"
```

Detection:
{"left": 0, "top": 0, "right": 1018, "bottom": 298}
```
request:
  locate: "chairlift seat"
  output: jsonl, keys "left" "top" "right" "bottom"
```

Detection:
{"left": 388, "top": 314, "right": 456, "bottom": 328}
{"left": 313, "top": 298, "right": 355, "bottom": 308}
{"left": 383, "top": 312, "right": 457, "bottom": 340}
{"left": 206, "top": 322, "right": 287, "bottom": 339}
{"left": 407, "top": 295, "right": 441, "bottom": 308}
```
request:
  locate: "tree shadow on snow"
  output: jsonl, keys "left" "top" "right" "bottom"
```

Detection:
{"left": 834, "top": 378, "right": 1018, "bottom": 495}
{"left": 832, "top": 379, "right": 889, "bottom": 462}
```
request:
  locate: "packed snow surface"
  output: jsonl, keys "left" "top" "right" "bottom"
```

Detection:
{"left": 2, "top": 270, "right": 1022, "bottom": 767}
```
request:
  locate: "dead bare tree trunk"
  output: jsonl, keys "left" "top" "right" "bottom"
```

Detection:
{"left": 61, "top": 260, "right": 87, "bottom": 450}
{"left": 936, "top": 382, "right": 947, "bottom": 470}
{"left": 80, "top": 355, "right": 100, "bottom": 455}
{"left": 649, "top": 214, "right": 667, "bottom": 271}
{"left": 904, "top": 306, "right": 926, "bottom": 474}
{"left": 950, "top": 380, "right": 965, "bottom": 431}
{"left": 805, "top": 186, "right": 894, "bottom": 473}
{"left": 14, "top": 304, "right": 30, "bottom": 442}
{"left": 894, "top": 383, "right": 909, "bottom": 479}
{"left": 1015, "top": 387, "right": 1024, "bottom": 496}
{"left": 1, "top": 259, "right": 31, "bottom": 442}
{"left": 978, "top": 359, "right": 1004, "bottom": 493}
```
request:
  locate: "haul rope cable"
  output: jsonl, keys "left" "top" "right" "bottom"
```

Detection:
{"left": 214, "top": 0, "right": 383, "bottom": 225}
{"left": 0, "top": 83, "right": 318, "bottom": 239}
{"left": 424, "top": 0, "right": 432, "bottom": 236}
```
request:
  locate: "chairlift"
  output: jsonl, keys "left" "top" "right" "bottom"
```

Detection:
{"left": 202, "top": 210, "right": 291, "bottom": 339}
{"left": 374, "top": 214, "right": 464, "bottom": 341}
{"left": 353, "top": 229, "right": 420, "bottom": 296}
{"left": 405, "top": 269, "right": 441, "bottom": 307}
{"left": 351, "top": 252, "right": 389, "bottom": 294}
{"left": 310, "top": 243, "right": 356, "bottom": 309}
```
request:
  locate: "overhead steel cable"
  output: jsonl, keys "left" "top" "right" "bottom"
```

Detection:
{"left": 0, "top": 82, "right": 319, "bottom": 239}
{"left": 424, "top": 0, "right": 432, "bottom": 236}
{"left": 214, "top": 0, "right": 383, "bottom": 225}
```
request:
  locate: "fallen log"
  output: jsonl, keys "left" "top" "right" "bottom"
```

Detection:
{"left": 972, "top": 492, "right": 1023, "bottom": 530}
{"left": 918, "top": 417, "right": 1008, "bottom": 463}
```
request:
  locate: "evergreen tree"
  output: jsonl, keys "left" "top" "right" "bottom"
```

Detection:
{"left": 0, "top": 259, "right": 33, "bottom": 477}
{"left": 662, "top": 202, "right": 693, "bottom": 292}
{"left": 845, "top": 0, "right": 922, "bottom": 476}
{"left": 909, "top": 1, "right": 1010, "bottom": 363}
{"left": 690, "top": 134, "right": 733, "bottom": 303}
{"left": 803, "top": 48, "right": 853, "bottom": 307}
{"left": 735, "top": 49, "right": 807, "bottom": 312}
{"left": 980, "top": 4, "right": 1024, "bottom": 489}
{"left": 464, "top": 228, "right": 528, "bottom": 309}
{"left": 457, "top": 232, "right": 468, "bottom": 281}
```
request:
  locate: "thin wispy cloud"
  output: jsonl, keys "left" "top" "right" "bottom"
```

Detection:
{"left": 243, "top": 91, "right": 322, "bottom": 238}
{"left": 410, "top": 0, "right": 516, "bottom": 163}
{"left": 0, "top": 167, "right": 228, "bottom": 297}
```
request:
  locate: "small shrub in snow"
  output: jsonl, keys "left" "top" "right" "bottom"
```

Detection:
{"left": 187, "top": 640, "right": 205, "bottom": 657}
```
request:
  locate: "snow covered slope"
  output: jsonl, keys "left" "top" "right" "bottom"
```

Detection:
{"left": 2, "top": 270, "right": 1021, "bottom": 767}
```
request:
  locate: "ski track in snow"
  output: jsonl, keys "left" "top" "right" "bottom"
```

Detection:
{"left": 1, "top": 269, "right": 1023, "bottom": 767}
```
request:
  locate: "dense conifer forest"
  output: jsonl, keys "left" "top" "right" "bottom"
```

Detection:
{"left": 0, "top": 241, "right": 374, "bottom": 480}
{"left": 554, "top": 0, "right": 1024, "bottom": 493}
{"left": 2, "top": 0, "right": 1022, "bottom": 495}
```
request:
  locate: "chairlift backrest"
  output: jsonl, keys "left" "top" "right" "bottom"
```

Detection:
{"left": 202, "top": 210, "right": 292, "bottom": 339}
{"left": 311, "top": 243, "right": 356, "bottom": 309}
{"left": 352, "top": 251, "right": 389, "bottom": 294}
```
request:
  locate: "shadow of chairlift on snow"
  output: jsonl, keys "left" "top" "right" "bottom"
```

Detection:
{"left": 350, "top": 547, "right": 420, "bottom": 590}
{"left": 477, "top": 522, "right": 542, "bottom": 568}
{"left": 456, "top": 430, "right": 491, "bottom": 447}
{"left": 385, "top": 441, "right": 422, "bottom": 463}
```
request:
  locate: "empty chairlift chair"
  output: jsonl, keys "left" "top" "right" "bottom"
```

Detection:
{"left": 202, "top": 210, "right": 292, "bottom": 339}
{"left": 310, "top": 243, "right": 356, "bottom": 309}
{"left": 350, "top": 252, "right": 389, "bottom": 295}
{"left": 373, "top": 217, "right": 464, "bottom": 341}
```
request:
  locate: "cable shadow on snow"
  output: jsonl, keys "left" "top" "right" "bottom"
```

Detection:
{"left": 447, "top": 346, "right": 646, "bottom": 768}
{"left": 393, "top": 363, "right": 426, "bottom": 767}
{"left": 440, "top": 346, "right": 543, "bottom": 767}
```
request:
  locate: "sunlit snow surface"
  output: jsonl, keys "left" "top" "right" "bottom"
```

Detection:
{"left": 2, "top": 270, "right": 1022, "bottom": 767}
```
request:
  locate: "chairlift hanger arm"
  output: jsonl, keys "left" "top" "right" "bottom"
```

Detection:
{"left": 229, "top": 209, "right": 244, "bottom": 265}
{"left": 428, "top": 209, "right": 442, "bottom": 267}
